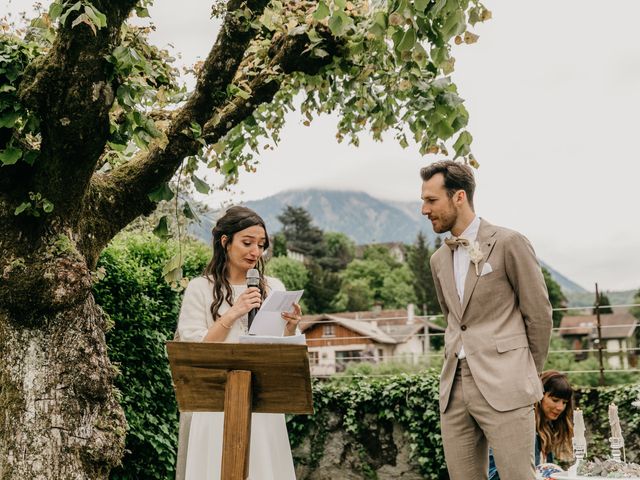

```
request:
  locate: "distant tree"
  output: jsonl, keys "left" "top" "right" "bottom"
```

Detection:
{"left": 542, "top": 267, "right": 567, "bottom": 329}
{"left": 303, "top": 262, "right": 341, "bottom": 314}
{"left": 362, "top": 244, "right": 401, "bottom": 268}
{"left": 337, "top": 255, "right": 415, "bottom": 310}
{"left": 593, "top": 292, "right": 614, "bottom": 315}
{"left": 381, "top": 265, "right": 418, "bottom": 309}
{"left": 271, "top": 232, "right": 288, "bottom": 257}
{"left": 277, "top": 205, "right": 325, "bottom": 258}
{"left": 333, "top": 278, "right": 372, "bottom": 312}
{"left": 265, "top": 256, "right": 308, "bottom": 291}
{"left": 319, "top": 231, "right": 355, "bottom": 272}
{"left": 631, "top": 289, "right": 640, "bottom": 320}
{"left": 407, "top": 231, "right": 440, "bottom": 315}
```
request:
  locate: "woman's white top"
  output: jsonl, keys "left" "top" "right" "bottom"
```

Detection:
{"left": 176, "top": 275, "right": 296, "bottom": 480}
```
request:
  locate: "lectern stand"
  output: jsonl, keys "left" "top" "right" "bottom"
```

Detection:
{"left": 166, "top": 342, "right": 313, "bottom": 480}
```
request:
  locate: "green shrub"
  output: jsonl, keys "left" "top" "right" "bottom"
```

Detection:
{"left": 288, "top": 374, "right": 640, "bottom": 478}
{"left": 288, "top": 372, "right": 447, "bottom": 479}
{"left": 95, "top": 233, "right": 209, "bottom": 480}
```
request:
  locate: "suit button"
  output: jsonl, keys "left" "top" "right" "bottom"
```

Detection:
{"left": 461, "top": 325, "right": 467, "bottom": 331}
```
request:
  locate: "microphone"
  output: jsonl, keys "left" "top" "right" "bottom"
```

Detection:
{"left": 246, "top": 268, "right": 261, "bottom": 330}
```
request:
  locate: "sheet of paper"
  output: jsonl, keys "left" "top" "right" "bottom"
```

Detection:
{"left": 248, "top": 290, "right": 304, "bottom": 336}
{"left": 238, "top": 334, "right": 306, "bottom": 345}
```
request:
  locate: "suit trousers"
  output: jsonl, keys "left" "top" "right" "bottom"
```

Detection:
{"left": 441, "top": 359, "right": 536, "bottom": 480}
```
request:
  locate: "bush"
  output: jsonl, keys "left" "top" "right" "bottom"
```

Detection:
{"left": 95, "top": 233, "right": 209, "bottom": 480}
{"left": 288, "top": 374, "right": 640, "bottom": 478}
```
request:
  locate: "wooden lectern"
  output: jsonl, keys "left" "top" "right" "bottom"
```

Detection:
{"left": 166, "top": 342, "right": 313, "bottom": 480}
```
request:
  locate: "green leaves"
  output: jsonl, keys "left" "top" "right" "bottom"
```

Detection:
{"left": 190, "top": 174, "right": 210, "bottom": 194}
{"left": 452, "top": 130, "right": 473, "bottom": 158}
{"left": 13, "top": 192, "right": 54, "bottom": 217}
{"left": 397, "top": 27, "right": 417, "bottom": 52}
{"left": 148, "top": 183, "right": 174, "bottom": 203}
{"left": 0, "top": 146, "right": 22, "bottom": 165}
{"left": 52, "top": 1, "right": 107, "bottom": 35}
{"left": 313, "top": 1, "right": 330, "bottom": 21}
{"left": 153, "top": 216, "right": 170, "bottom": 240}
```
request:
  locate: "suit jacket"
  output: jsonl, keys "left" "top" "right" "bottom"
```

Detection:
{"left": 430, "top": 219, "right": 552, "bottom": 413}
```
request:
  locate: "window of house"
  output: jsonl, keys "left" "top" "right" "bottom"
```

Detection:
{"left": 335, "top": 350, "right": 361, "bottom": 363}
{"left": 378, "top": 349, "right": 384, "bottom": 360}
{"left": 308, "top": 351, "right": 319, "bottom": 366}
{"left": 323, "top": 324, "right": 335, "bottom": 337}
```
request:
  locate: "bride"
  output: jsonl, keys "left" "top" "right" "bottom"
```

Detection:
{"left": 175, "top": 206, "right": 301, "bottom": 480}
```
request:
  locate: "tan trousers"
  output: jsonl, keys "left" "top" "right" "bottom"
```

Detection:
{"left": 441, "top": 359, "right": 535, "bottom": 480}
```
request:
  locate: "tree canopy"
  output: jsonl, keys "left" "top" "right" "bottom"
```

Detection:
{"left": 0, "top": 0, "right": 487, "bottom": 477}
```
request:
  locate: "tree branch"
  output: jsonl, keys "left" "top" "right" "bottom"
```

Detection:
{"left": 81, "top": 21, "right": 339, "bottom": 266}
{"left": 77, "top": 0, "right": 270, "bottom": 265}
{"left": 16, "top": 1, "right": 138, "bottom": 217}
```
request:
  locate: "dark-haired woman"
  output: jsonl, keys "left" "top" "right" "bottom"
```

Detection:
{"left": 488, "top": 370, "right": 575, "bottom": 479}
{"left": 175, "top": 206, "right": 301, "bottom": 480}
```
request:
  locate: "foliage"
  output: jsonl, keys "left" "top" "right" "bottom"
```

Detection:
{"left": 265, "top": 255, "right": 309, "bottom": 291}
{"left": 574, "top": 383, "right": 640, "bottom": 463}
{"left": 542, "top": 267, "right": 567, "bottom": 329}
{"left": 277, "top": 205, "right": 326, "bottom": 258}
{"left": 593, "top": 292, "right": 614, "bottom": 315}
{"left": 380, "top": 264, "right": 418, "bottom": 308}
{"left": 336, "top": 244, "right": 417, "bottom": 310}
{"left": 94, "top": 234, "right": 209, "bottom": 480}
{"left": 304, "top": 261, "right": 342, "bottom": 314}
{"left": 543, "top": 336, "right": 638, "bottom": 387}
{"left": 319, "top": 231, "right": 355, "bottom": 272}
{"left": 288, "top": 374, "right": 640, "bottom": 476}
{"left": 0, "top": 35, "right": 42, "bottom": 168}
{"left": 214, "top": 0, "right": 488, "bottom": 187}
{"left": 631, "top": 289, "right": 640, "bottom": 320}
{"left": 407, "top": 231, "right": 441, "bottom": 315}
{"left": 288, "top": 371, "right": 447, "bottom": 479}
{"left": 271, "top": 232, "right": 288, "bottom": 257}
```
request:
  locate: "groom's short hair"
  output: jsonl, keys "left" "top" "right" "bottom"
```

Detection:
{"left": 420, "top": 160, "right": 476, "bottom": 209}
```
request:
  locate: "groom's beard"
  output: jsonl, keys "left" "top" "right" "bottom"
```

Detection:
{"left": 431, "top": 205, "right": 457, "bottom": 234}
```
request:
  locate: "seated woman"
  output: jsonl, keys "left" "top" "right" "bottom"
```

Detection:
{"left": 489, "top": 370, "right": 575, "bottom": 479}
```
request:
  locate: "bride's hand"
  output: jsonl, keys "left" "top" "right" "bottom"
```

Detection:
{"left": 282, "top": 303, "right": 302, "bottom": 335}
{"left": 228, "top": 287, "right": 262, "bottom": 319}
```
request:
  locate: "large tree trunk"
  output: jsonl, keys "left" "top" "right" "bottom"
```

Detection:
{"left": 0, "top": 294, "right": 126, "bottom": 478}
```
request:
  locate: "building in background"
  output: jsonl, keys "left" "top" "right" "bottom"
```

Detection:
{"left": 559, "top": 312, "right": 638, "bottom": 369}
{"left": 300, "top": 304, "right": 445, "bottom": 376}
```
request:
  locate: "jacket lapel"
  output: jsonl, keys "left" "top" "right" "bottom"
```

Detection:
{"left": 460, "top": 219, "right": 497, "bottom": 316}
{"left": 439, "top": 246, "right": 462, "bottom": 319}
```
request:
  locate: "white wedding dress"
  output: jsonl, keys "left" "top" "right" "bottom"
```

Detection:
{"left": 176, "top": 276, "right": 296, "bottom": 480}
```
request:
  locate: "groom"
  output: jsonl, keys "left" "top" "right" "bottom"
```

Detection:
{"left": 421, "top": 161, "right": 552, "bottom": 480}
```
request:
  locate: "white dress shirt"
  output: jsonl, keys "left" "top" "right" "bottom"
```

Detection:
{"left": 452, "top": 215, "right": 480, "bottom": 359}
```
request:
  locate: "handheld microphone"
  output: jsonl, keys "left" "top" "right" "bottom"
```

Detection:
{"left": 246, "top": 268, "right": 261, "bottom": 330}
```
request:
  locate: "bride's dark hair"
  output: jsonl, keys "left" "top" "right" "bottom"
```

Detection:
{"left": 203, "top": 206, "right": 269, "bottom": 319}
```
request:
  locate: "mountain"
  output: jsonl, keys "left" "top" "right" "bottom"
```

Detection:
{"left": 194, "top": 189, "right": 436, "bottom": 245}
{"left": 193, "top": 189, "right": 588, "bottom": 295}
{"left": 539, "top": 261, "right": 589, "bottom": 294}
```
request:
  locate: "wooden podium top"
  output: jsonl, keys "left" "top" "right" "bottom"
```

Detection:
{"left": 166, "top": 342, "right": 313, "bottom": 415}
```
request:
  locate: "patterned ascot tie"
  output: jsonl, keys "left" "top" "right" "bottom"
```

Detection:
{"left": 444, "top": 237, "right": 469, "bottom": 251}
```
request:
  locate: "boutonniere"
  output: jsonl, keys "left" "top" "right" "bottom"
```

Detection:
{"left": 466, "top": 241, "right": 484, "bottom": 276}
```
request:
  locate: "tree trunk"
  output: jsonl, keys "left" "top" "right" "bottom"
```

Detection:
{"left": 0, "top": 295, "right": 126, "bottom": 479}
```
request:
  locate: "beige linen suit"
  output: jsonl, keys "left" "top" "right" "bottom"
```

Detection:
{"left": 430, "top": 219, "right": 552, "bottom": 480}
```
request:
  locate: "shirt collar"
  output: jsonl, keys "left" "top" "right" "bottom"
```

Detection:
{"left": 460, "top": 215, "right": 481, "bottom": 242}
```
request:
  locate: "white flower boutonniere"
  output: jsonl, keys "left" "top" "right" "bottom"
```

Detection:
{"left": 466, "top": 241, "right": 484, "bottom": 276}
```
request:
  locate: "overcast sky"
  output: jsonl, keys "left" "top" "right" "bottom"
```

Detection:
{"left": 3, "top": 1, "right": 640, "bottom": 293}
